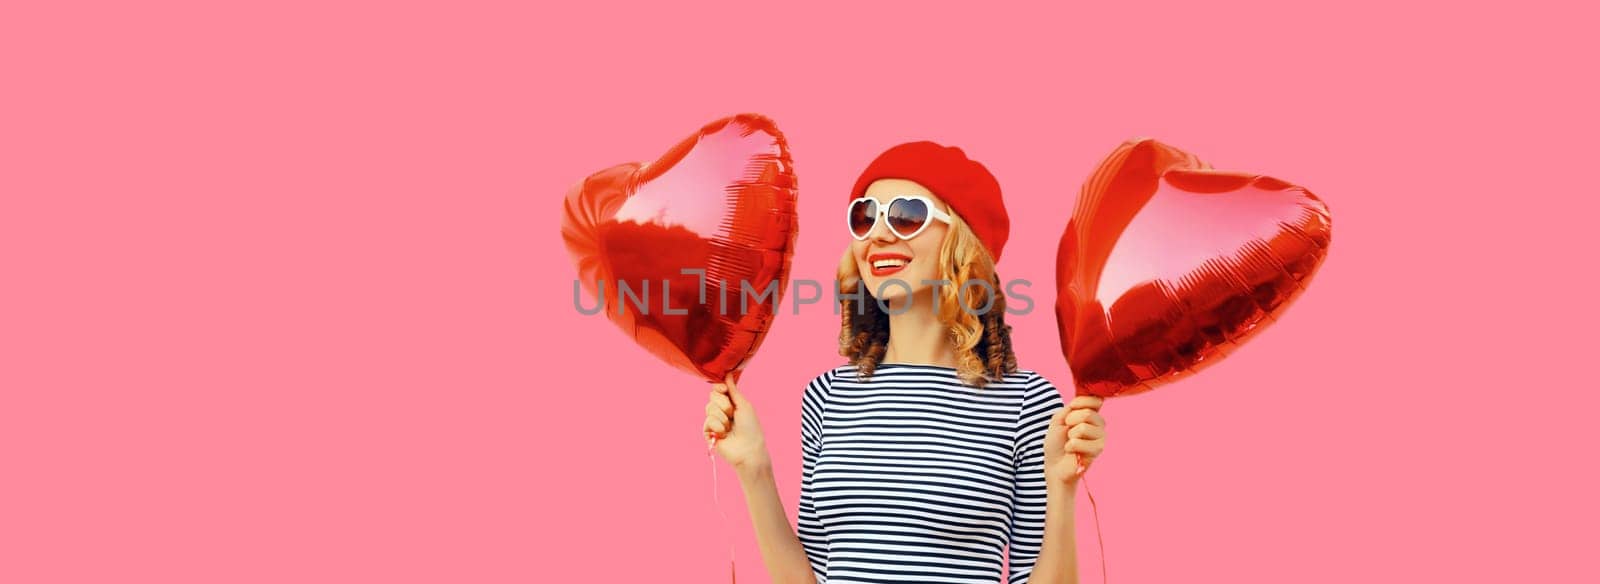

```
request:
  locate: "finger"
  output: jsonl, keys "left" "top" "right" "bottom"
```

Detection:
{"left": 704, "top": 401, "right": 725, "bottom": 418}
{"left": 1068, "top": 424, "right": 1105, "bottom": 440}
{"left": 1063, "top": 408, "right": 1107, "bottom": 428}
{"left": 1051, "top": 408, "right": 1068, "bottom": 426}
{"left": 1068, "top": 395, "right": 1104, "bottom": 411}
{"left": 1063, "top": 408, "right": 1094, "bottom": 427}
{"left": 1066, "top": 438, "right": 1104, "bottom": 457}
{"left": 709, "top": 392, "right": 733, "bottom": 415}
{"left": 727, "top": 376, "right": 750, "bottom": 405}
{"left": 704, "top": 417, "right": 728, "bottom": 435}
{"left": 705, "top": 402, "right": 731, "bottom": 425}
{"left": 711, "top": 382, "right": 729, "bottom": 396}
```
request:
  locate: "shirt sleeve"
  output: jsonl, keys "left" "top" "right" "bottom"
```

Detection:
{"left": 1008, "top": 372, "right": 1066, "bottom": 584}
{"left": 797, "top": 369, "right": 832, "bottom": 581}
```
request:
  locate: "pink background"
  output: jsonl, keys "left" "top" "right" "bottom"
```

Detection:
{"left": 4, "top": 1, "right": 1596, "bottom": 582}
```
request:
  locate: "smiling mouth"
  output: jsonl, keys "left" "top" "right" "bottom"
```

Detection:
{"left": 868, "top": 254, "right": 910, "bottom": 277}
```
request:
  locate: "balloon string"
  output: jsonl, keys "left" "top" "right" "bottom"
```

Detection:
{"left": 1082, "top": 472, "right": 1106, "bottom": 584}
{"left": 708, "top": 436, "right": 736, "bottom": 583}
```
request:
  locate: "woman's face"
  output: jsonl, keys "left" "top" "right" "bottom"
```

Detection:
{"left": 850, "top": 179, "right": 951, "bottom": 306}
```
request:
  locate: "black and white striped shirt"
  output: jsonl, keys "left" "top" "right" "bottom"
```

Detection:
{"left": 798, "top": 363, "right": 1066, "bottom": 583}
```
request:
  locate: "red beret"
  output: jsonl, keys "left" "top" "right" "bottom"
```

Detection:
{"left": 849, "top": 141, "right": 1010, "bottom": 262}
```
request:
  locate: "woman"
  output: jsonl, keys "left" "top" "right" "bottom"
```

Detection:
{"left": 703, "top": 142, "right": 1107, "bottom": 584}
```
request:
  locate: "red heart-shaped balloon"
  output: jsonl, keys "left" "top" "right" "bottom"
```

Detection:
{"left": 561, "top": 114, "right": 799, "bottom": 383}
{"left": 1056, "top": 138, "right": 1332, "bottom": 397}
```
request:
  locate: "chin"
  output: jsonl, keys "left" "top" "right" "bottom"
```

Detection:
{"left": 876, "top": 288, "right": 908, "bottom": 302}
{"left": 872, "top": 281, "right": 931, "bottom": 305}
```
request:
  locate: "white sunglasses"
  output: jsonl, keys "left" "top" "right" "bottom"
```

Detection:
{"left": 846, "top": 196, "right": 953, "bottom": 241}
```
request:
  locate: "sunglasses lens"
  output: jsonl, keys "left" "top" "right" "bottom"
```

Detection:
{"left": 887, "top": 198, "right": 930, "bottom": 237}
{"left": 848, "top": 199, "right": 877, "bottom": 238}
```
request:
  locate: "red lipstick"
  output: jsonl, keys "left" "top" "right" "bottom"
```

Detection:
{"left": 867, "top": 253, "right": 912, "bottom": 277}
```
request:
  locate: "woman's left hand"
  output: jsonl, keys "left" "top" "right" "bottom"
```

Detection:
{"left": 1043, "top": 395, "right": 1106, "bottom": 487}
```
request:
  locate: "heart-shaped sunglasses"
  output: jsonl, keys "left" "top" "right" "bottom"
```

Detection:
{"left": 846, "top": 196, "right": 953, "bottom": 241}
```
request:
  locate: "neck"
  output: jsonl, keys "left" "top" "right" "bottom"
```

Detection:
{"left": 880, "top": 290, "right": 958, "bottom": 367}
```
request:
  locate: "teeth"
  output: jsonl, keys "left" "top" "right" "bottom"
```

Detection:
{"left": 873, "top": 259, "right": 907, "bottom": 269}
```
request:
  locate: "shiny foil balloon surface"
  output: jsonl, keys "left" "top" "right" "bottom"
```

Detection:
{"left": 1056, "top": 139, "right": 1332, "bottom": 397}
{"left": 561, "top": 114, "right": 798, "bottom": 383}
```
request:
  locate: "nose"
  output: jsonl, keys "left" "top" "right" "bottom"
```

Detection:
{"left": 867, "top": 211, "right": 899, "bottom": 243}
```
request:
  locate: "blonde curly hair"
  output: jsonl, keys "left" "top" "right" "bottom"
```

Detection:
{"left": 836, "top": 209, "right": 1018, "bottom": 387}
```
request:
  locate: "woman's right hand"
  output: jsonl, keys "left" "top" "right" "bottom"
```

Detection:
{"left": 703, "top": 372, "right": 770, "bottom": 472}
